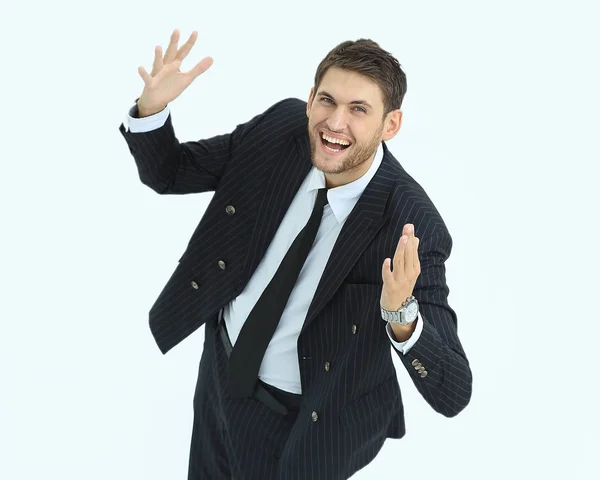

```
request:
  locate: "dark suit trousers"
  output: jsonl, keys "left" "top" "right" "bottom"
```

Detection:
{"left": 188, "top": 312, "right": 302, "bottom": 479}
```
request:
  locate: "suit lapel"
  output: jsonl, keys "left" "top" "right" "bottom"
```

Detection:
{"left": 239, "top": 132, "right": 313, "bottom": 290}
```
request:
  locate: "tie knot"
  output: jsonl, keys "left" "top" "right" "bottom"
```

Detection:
{"left": 316, "top": 188, "right": 329, "bottom": 208}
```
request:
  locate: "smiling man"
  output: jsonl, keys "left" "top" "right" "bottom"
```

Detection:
{"left": 119, "top": 30, "right": 472, "bottom": 480}
{"left": 307, "top": 68, "right": 397, "bottom": 188}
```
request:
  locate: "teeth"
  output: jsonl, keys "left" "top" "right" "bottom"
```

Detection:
{"left": 322, "top": 132, "right": 350, "bottom": 146}
{"left": 324, "top": 144, "right": 342, "bottom": 153}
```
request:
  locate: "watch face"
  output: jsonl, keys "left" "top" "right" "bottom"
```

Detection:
{"left": 407, "top": 302, "right": 418, "bottom": 316}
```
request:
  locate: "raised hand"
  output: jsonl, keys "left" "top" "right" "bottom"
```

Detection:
{"left": 137, "top": 29, "right": 214, "bottom": 116}
{"left": 381, "top": 223, "right": 421, "bottom": 311}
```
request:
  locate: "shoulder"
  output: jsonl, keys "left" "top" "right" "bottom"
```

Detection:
{"left": 380, "top": 148, "right": 452, "bottom": 242}
{"left": 260, "top": 97, "right": 308, "bottom": 135}
{"left": 231, "top": 97, "right": 308, "bottom": 147}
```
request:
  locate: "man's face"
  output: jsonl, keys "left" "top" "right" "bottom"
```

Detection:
{"left": 306, "top": 67, "right": 402, "bottom": 188}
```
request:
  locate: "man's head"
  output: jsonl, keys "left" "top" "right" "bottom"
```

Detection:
{"left": 306, "top": 39, "right": 407, "bottom": 188}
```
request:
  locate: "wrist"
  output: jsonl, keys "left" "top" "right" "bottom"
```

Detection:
{"left": 389, "top": 320, "right": 417, "bottom": 342}
{"left": 136, "top": 100, "right": 166, "bottom": 118}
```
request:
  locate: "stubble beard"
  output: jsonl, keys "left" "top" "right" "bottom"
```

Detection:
{"left": 309, "top": 123, "right": 384, "bottom": 175}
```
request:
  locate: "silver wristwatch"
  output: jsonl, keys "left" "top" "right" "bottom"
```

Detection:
{"left": 381, "top": 296, "right": 419, "bottom": 325}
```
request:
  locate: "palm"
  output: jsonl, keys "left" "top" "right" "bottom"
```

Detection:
{"left": 138, "top": 29, "right": 213, "bottom": 110}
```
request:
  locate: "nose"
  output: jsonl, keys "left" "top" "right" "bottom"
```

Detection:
{"left": 326, "top": 107, "right": 349, "bottom": 133}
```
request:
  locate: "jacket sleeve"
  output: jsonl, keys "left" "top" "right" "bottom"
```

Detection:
{"left": 394, "top": 229, "right": 473, "bottom": 417}
{"left": 117, "top": 98, "right": 286, "bottom": 195}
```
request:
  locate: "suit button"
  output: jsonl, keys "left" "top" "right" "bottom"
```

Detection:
{"left": 190, "top": 281, "right": 199, "bottom": 289}
{"left": 411, "top": 359, "right": 421, "bottom": 367}
{"left": 352, "top": 325, "right": 357, "bottom": 334}
{"left": 311, "top": 411, "right": 319, "bottom": 422}
{"left": 417, "top": 366, "right": 425, "bottom": 374}
{"left": 324, "top": 362, "right": 330, "bottom": 372}
{"left": 420, "top": 371, "right": 428, "bottom": 378}
{"left": 218, "top": 260, "right": 226, "bottom": 270}
{"left": 226, "top": 205, "right": 236, "bottom": 215}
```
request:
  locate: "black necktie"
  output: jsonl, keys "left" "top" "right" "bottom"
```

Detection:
{"left": 228, "top": 187, "right": 329, "bottom": 398}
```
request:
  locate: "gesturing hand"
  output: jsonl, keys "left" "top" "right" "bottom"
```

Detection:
{"left": 137, "top": 29, "right": 214, "bottom": 115}
{"left": 381, "top": 223, "right": 421, "bottom": 311}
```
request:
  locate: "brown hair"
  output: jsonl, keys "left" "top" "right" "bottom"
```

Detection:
{"left": 313, "top": 39, "right": 407, "bottom": 119}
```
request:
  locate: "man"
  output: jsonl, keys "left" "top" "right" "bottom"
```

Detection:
{"left": 119, "top": 29, "right": 472, "bottom": 480}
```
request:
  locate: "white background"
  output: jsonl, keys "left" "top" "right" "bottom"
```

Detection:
{"left": 1, "top": 0, "right": 599, "bottom": 478}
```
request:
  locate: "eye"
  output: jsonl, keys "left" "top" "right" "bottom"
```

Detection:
{"left": 319, "top": 97, "right": 366, "bottom": 113}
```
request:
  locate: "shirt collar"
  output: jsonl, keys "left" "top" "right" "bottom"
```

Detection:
{"left": 306, "top": 142, "right": 384, "bottom": 223}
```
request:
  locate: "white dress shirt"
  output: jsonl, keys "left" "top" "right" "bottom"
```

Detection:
{"left": 125, "top": 103, "right": 424, "bottom": 394}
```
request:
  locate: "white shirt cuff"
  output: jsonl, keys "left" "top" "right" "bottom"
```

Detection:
{"left": 123, "top": 101, "right": 170, "bottom": 133}
{"left": 385, "top": 312, "right": 424, "bottom": 355}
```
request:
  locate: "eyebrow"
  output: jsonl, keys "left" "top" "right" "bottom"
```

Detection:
{"left": 317, "top": 91, "right": 373, "bottom": 109}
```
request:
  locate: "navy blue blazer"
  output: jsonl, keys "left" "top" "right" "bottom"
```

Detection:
{"left": 118, "top": 97, "right": 472, "bottom": 477}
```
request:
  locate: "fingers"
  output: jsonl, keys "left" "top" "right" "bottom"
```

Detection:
{"left": 163, "top": 29, "right": 197, "bottom": 65}
{"left": 404, "top": 224, "right": 420, "bottom": 273}
{"left": 405, "top": 225, "right": 414, "bottom": 272}
{"left": 384, "top": 223, "right": 421, "bottom": 286}
{"left": 175, "top": 30, "right": 198, "bottom": 62}
{"left": 413, "top": 237, "right": 420, "bottom": 271}
{"left": 138, "top": 66, "right": 152, "bottom": 86}
{"left": 186, "top": 56, "right": 214, "bottom": 80}
{"left": 382, "top": 255, "right": 393, "bottom": 284}
{"left": 163, "top": 29, "right": 180, "bottom": 64}
{"left": 151, "top": 45, "right": 164, "bottom": 77}
{"left": 392, "top": 224, "right": 420, "bottom": 279}
{"left": 392, "top": 229, "right": 407, "bottom": 275}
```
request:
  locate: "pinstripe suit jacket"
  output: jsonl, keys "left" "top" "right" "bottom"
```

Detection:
{"left": 118, "top": 97, "right": 472, "bottom": 478}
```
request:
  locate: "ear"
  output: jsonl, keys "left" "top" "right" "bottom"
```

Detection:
{"left": 306, "top": 87, "right": 315, "bottom": 117}
{"left": 381, "top": 110, "right": 403, "bottom": 142}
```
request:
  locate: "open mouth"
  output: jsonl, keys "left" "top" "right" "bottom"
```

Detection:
{"left": 320, "top": 132, "right": 352, "bottom": 154}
